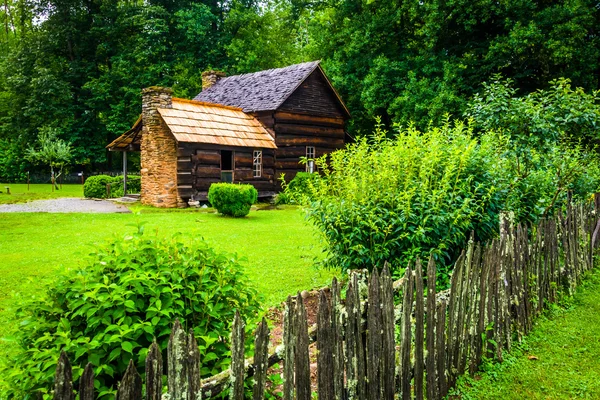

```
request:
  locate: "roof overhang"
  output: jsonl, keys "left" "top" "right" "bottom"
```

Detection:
{"left": 106, "top": 116, "right": 142, "bottom": 152}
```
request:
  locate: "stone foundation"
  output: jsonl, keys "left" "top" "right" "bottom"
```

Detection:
{"left": 140, "top": 86, "right": 184, "bottom": 208}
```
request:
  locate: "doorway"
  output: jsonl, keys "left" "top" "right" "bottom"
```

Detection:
{"left": 221, "top": 150, "right": 234, "bottom": 182}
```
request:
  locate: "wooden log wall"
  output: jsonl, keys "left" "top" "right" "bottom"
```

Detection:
{"left": 50, "top": 200, "right": 598, "bottom": 399}
{"left": 176, "top": 143, "right": 277, "bottom": 200}
{"left": 264, "top": 111, "right": 346, "bottom": 182}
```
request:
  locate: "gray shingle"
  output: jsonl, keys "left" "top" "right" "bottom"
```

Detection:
{"left": 193, "top": 61, "right": 320, "bottom": 113}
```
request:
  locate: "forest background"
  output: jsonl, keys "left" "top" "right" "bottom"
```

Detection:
{"left": 0, "top": 0, "right": 599, "bottom": 180}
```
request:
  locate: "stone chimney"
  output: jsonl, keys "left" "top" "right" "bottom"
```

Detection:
{"left": 140, "top": 86, "right": 184, "bottom": 208}
{"left": 202, "top": 70, "right": 226, "bottom": 91}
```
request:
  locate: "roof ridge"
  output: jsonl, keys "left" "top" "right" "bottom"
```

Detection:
{"left": 172, "top": 97, "right": 243, "bottom": 112}
{"left": 221, "top": 60, "right": 320, "bottom": 81}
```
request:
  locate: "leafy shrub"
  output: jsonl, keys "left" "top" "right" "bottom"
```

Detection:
{"left": 276, "top": 172, "right": 320, "bottom": 205}
{"left": 208, "top": 183, "right": 258, "bottom": 217}
{"left": 3, "top": 227, "right": 261, "bottom": 398}
{"left": 307, "top": 119, "right": 503, "bottom": 280}
{"left": 83, "top": 175, "right": 141, "bottom": 198}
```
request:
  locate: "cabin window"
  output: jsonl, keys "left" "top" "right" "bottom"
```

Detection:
{"left": 253, "top": 150, "right": 262, "bottom": 178}
{"left": 306, "top": 146, "right": 316, "bottom": 173}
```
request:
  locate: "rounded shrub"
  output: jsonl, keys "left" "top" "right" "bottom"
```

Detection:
{"left": 83, "top": 174, "right": 114, "bottom": 198}
{"left": 208, "top": 183, "right": 258, "bottom": 217}
{"left": 84, "top": 175, "right": 141, "bottom": 198}
{"left": 3, "top": 227, "right": 261, "bottom": 398}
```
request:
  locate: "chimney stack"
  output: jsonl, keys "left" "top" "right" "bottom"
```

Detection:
{"left": 140, "top": 86, "right": 182, "bottom": 208}
{"left": 202, "top": 70, "right": 226, "bottom": 91}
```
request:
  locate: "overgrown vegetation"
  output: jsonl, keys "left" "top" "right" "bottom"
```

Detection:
{"left": 304, "top": 79, "right": 600, "bottom": 280}
{"left": 208, "top": 183, "right": 258, "bottom": 217}
{"left": 2, "top": 227, "right": 261, "bottom": 398}
{"left": 83, "top": 175, "right": 141, "bottom": 198}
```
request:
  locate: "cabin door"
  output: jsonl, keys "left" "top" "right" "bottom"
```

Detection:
{"left": 220, "top": 150, "right": 234, "bottom": 182}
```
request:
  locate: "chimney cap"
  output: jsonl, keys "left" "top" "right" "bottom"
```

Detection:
{"left": 142, "top": 86, "right": 173, "bottom": 95}
{"left": 201, "top": 70, "right": 226, "bottom": 78}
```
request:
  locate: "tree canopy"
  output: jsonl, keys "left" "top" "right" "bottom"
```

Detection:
{"left": 0, "top": 0, "right": 598, "bottom": 180}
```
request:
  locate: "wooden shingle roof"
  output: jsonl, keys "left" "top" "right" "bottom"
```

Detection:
{"left": 194, "top": 61, "right": 328, "bottom": 113}
{"left": 158, "top": 98, "right": 277, "bottom": 149}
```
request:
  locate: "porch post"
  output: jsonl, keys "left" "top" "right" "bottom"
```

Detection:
{"left": 123, "top": 150, "right": 128, "bottom": 194}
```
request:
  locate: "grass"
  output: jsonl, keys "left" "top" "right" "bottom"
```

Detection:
{"left": 452, "top": 268, "right": 600, "bottom": 399}
{"left": 0, "top": 207, "right": 338, "bottom": 367}
{"left": 0, "top": 183, "right": 83, "bottom": 204}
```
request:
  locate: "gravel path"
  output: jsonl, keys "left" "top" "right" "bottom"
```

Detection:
{"left": 0, "top": 198, "right": 131, "bottom": 213}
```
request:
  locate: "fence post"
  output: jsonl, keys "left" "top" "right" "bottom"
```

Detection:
{"left": 346, "top": 273, "right": 366, "bottom": 399}
{"left": 381, "top": 263, "right": 395, "bottom": 400}
{"left": 79, "top": 363, "right": 95, "bottom": 400}
{"left": 425, "top": 255, "right": 438, "bottom": 400}
{"left": 317, "top": 290, "right": 334, "bottom": 400}
{"left": 188, "top": 331, "right": 201, "bottom": 400}
{"left": 53, "top": 351, "right": 74, "bottom": 400}
{"left": 367, "top": 268, "right": 382, "bottom": 400}
{"left": 400, "top": 266, "right": 413, "bottom": 400}
{"left": 252, "top": 317, "right": 270, "bottom": 400}
{"left": 294, "top": 293, "right": 311, "bottom": 400}
{"left": 230, "top": 311, "right": 246, "bottom": 400}
{"left": 145, "top": 339, "right": 163, "bottom": 400}
{"left": 283, "top": 295, "right": 296, "bottom": 400}
{"left": 331, "top": 277, "right": 345, "bottom": 400}
{"left": 116, "top": 360, "right": 142, "bottom": 400}
{"left": 414, "top": 260, "right": 425, "bottom": 400}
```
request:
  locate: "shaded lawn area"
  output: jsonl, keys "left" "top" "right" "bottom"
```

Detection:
{"left": 0, "top": 183, "right": 83, "bottom": 204}
{"left": 453, "top": 268, "right": 600, "bottom": 399}
{"left": 0, "top": 207, "right": 337, "bottom": 359}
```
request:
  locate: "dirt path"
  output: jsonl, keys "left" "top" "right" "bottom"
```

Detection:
{"left": 0, "top": 198, "right": 131, "bottom": 213}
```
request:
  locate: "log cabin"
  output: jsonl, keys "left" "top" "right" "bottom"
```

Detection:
{"left": 106, "top": 61, "right": 350, "bottom": 208}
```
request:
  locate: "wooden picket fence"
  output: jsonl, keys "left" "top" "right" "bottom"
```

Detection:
{"left": 51, "top": 200, "right": 599, "bottom": 399}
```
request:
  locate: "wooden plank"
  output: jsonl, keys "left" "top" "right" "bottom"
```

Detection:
{"left": 400, "top": 266, "right": 413, "bottom": 400}
{"left": 367, "top": 269, "right": 382, "bottom": 400}
{"left": 381, "top": 264, "right": 395, "bottom": 400}
{"left": 195, "top": 166, "right": 221, "bottom": 179}
{"left": 197, "top": 151, "right": 221, "bottom": 165}
{"left": 274, "top": 123, "right": 345, "bottom": 137}
{"left": 177, "top": 172, "right": 194, "bottom": 185}
{"left": 177, "top": 160, "right": 193, "bottom": 171}
{"left": 79, "top": 363, "right": 94, "bottom": 400}
{"left": 117, "top": 360, "right": 142, "bottom": 400}
{"left": 145, "top": 339, "right": 162, "bottom": 400}
{"left": 425, "top": 255, "right": 438, "bottom": 400}
{"left": 252, "top": 318, "right": 270, "bottom": 400}
{"left": 295, "top": 294, "right": 311, "bottom": 400}
{"left": 275, "top": 159, "right": 303, "bottom": 170}
{"left": 230, "top": 311, "right": 246, "bottom": 400}
{"left": 276, "top": 135, "right": 344, "bottom": 148}
{"left": 446, "top": 251, "right": 465, "bottom": 386}
{"left": 318, "top": 290, "right": 334, "bottom": 400}
{"left": 283, "top": 296, "right": 295, "bottom": 400}
{"left": 414, "top": 260, "right": 425, "bottom": 400}
{"left": 331, "top": 277, "right": 345, "bottom": 400}
{"left": 168, "top": 319, "right": 189, "bottom": 399}
{"left": 346, "top": 273, "right": 366, "bottom": 399}
{"left": 188, "top": 331, "right": 201, "bottom": 400}
{"left": 53, "top": 351, "right": 74, "bottom": 400}
{"left": 274, "top": 111, "right": 345, "bottom": 128}
{"left": 436, "top": 300, "right": 448, "bottom": 397}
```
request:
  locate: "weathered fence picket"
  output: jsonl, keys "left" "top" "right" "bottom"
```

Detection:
{"left": 49, "top": 199, "right": 599, "bottom": 400}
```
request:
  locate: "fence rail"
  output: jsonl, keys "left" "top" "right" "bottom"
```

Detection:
{"left": 51, "top": 200, "right": 598, "bottom": 399}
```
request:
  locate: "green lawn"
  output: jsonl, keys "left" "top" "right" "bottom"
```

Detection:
{"left": 0, "top": 183, "right": 84, "bottom": 204}
{"left": 0, "top": 207, "right": 337, "bottom": 361}
{"left": 452, "top": 268, "right": 600, "bottom": 399}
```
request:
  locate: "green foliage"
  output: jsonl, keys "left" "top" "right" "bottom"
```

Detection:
{"left": 466, "top": 76, "right": 600, "bottom": 222}
{"left": 2, "top": 227, "right": 261, "bottom": 398}
{"left": 83, "top": 175, "right": 140, "bottom": 199}
{"left": 307, "top": 119, "right": 503, "bottom": 278}
{"left": 208, "top": 183, "right": 258, "bottom": 217}
{"left": 276, "top": 172, "right": 320, "bottom": 205}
